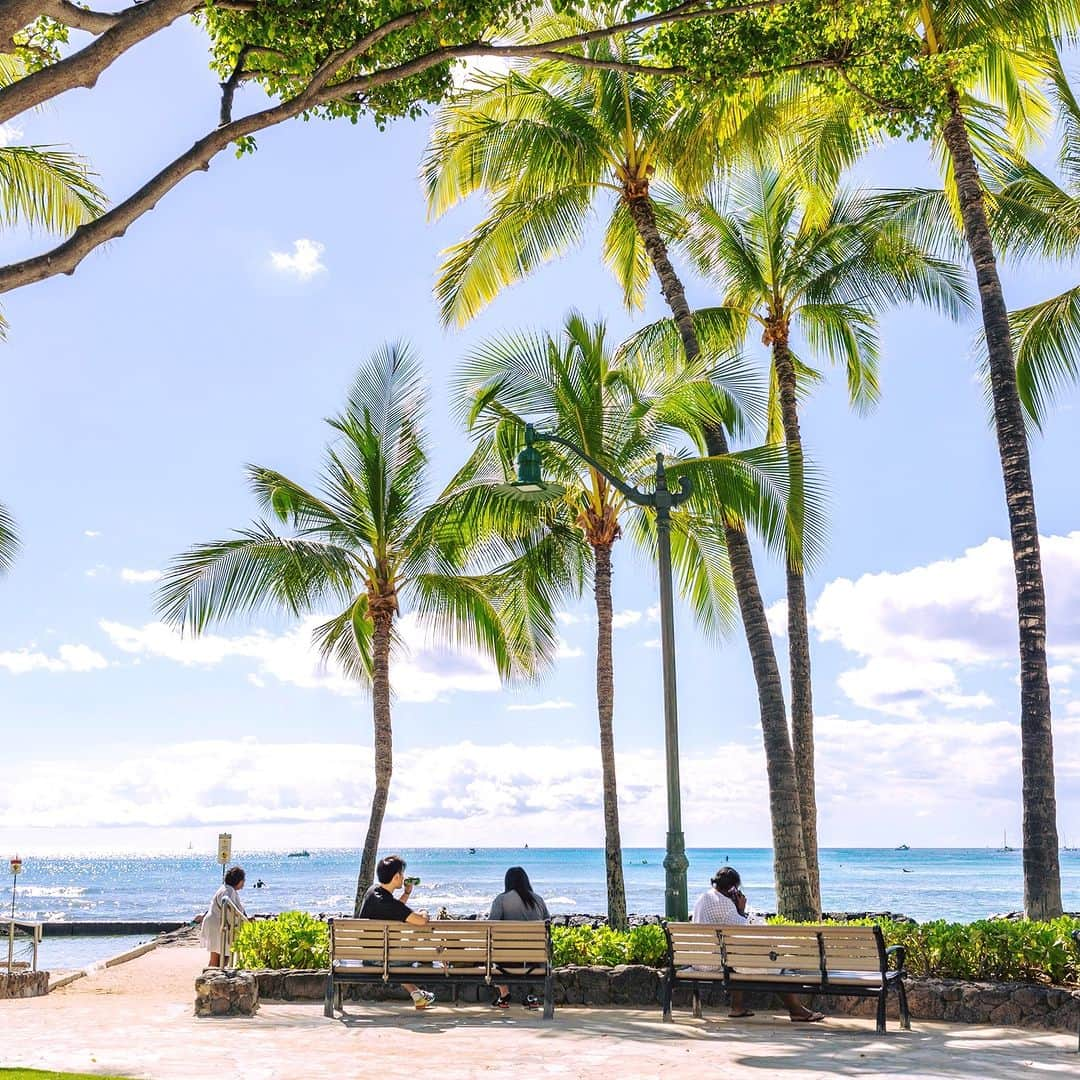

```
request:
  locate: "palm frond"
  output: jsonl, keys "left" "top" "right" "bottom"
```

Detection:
{"left": 0, "top": 145, "right": 106, "bottom": 233}
{"left": 311, "top": 594, "right": 375, "bottom": 685}
{"left": 0, "top": 500, "right": 18, "bottom": 574}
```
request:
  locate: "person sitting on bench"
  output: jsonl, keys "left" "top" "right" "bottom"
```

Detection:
{"left": 358, "top": 854, "right": 435, "bottom": 1010}
{"left": 693, "top": 865, "right": 824, "bottom": 1023}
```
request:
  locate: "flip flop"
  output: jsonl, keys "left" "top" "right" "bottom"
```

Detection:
{"left": 790, "top": 1011, "right": 826, "bottom": 1023}
{"left": 728, "top": 1010, "right": 755, "bottom": 1018}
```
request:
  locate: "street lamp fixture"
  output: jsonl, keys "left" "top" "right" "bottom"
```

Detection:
{"left": 510, "top": 422, "right": 695, "bottom": 920}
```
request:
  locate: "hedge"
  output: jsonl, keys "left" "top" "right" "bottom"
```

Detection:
{"left": 233, "top": 912, "right": 1080, "bottom": 985}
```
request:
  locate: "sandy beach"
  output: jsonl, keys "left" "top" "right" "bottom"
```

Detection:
{"left": 0, "top": 942, "right": 1076, "bottom": 1079}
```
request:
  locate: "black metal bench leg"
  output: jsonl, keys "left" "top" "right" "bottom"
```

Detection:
{"left": 543, "top": 972, "right": 554, "bottom": 1020}
{"left": 876, "top": 989, "right": 887, "bottom": 1034}
{"left": 661, "top": 971, "right": 673, "bottom": 1023}
{"left": 324, "top": 974, "right": 335, "bottom": 1018}
{"left": 692, "top": 985, "right": 702, "bottom": 1020}
{"left": 897, "top": 981, "right": 911, "bottom": 1031}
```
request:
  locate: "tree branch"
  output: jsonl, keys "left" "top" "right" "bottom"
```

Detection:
{"left": 43, "top": 1, "right": 125, "bottom": 35}
{"left": 0, "top": 0, "right": 815, "bottom": 296}
{"left": 0, "top": 0, "right": 202, "bottom": 122}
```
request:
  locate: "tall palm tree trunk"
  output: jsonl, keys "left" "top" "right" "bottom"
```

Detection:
{"left": 354, "top": 608, "right": 395, "bottom": 915}
{"left": 625, "top": 191, "right": 816, "bottom": 919}
{"left": 593, "top": 541, "right": 629, "bottom": 928}
{"left": 941, "top": 87, "right": 1062, "bottom": 919}
{"left": 772, "top": 335, "right": 821, "bottom": 913}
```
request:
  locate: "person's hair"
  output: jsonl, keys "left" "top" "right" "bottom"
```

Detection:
{"left": 224, "top": 866, "right": 245, "bottom": 888}
{"left": 377, "top": 855, "right": 406, "bottom": 885}
{"left": 710, "top": 866, "right": 740, "bottom": 894}
{"left": 504, "top": 866, "right": 539, "bottom": 911}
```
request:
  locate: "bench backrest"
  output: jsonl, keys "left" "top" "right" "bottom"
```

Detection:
{"left": 329, "top": 919, "right": 550, "bottom": 978}
{"left": 667, "top": 923, "right": 886, "bottom": 978}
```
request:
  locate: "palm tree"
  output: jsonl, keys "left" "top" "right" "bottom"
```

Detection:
{"left": 627, "top": 168, "right": 970, "bottom": 907}
{"left": 425, "top": 8, "right": 821, "bottom": 917}
{"left": 454, "top": 311, "right": 793, "bottom": 926}
{"left": 158, "top": 343, "right": 550, "bottom": 914}
{"left": 866, "top": 3, "right": 1076, "bottom": 918}
{"left": 0, "top": 500, "right": 17, "bottom": 573}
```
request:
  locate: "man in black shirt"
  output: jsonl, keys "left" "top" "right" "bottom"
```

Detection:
{"left": 359, "top": 854, "right": 434, "bottom": 1009}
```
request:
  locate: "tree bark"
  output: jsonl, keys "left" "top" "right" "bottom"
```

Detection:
{"left": 353, "top": 608, "right": 394, "bottom": 916}
{"left": 593, "top": 540, "right": 629, "bottom": 929}
{"left": 0, "top": 0, "right": 202, "bottom": 125}
{"left": 772, "top": 335, "right": 821, "bottom": 913}
{"left": 941, "top": 87, "right": 1062, "bottom": 919}
{"left": 625, "top": 190, "right": 816, "bottom": 920}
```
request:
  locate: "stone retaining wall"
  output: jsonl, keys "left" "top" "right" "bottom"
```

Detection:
{"left": 195, "top": 969, "right": 259, "bottom": 1017}
{"left": 0, "top": 970, "right": 49, "bottom": 999}
{"left": 245, "top": 966, "right": 1080, "bottom": 1033}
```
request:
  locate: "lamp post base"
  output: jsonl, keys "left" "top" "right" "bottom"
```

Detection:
{"left": 663, "top": 835, "right": 689, "bottom": 921}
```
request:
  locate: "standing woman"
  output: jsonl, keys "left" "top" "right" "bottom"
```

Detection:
{"left": 488, "top": 866, "right": 550, "bottom": 1009}
{"left": 200, "top": 865, "right": 247, "bottom": 967}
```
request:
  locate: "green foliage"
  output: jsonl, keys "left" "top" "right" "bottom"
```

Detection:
{"left": 233, "top": 911, "right": 330, "bottom": 969}
{"left": 551, "top": 923, "right": 667, "bottom": 966}
{"left": 765, "top": 916, "right": 1080, "bottom": 985}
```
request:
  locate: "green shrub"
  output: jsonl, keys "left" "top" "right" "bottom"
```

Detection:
{"left": 232, "top": 912, "right": 1080, "bottom": 985}
{"left": 233, "top": 911, "right": 329, "bottom": 969}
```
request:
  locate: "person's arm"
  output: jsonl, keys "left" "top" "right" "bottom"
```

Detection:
{"left": 406, "top": 910, "right": 429, "bottom": 926}
{"left": 539, "top": 898, "right": 550, "bottom": 920}
{"left": 489, "top": 894, "right": 503, "bottom": 921}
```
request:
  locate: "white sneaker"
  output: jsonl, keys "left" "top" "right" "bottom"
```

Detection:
{"left": 412, "top": 990, "right": 436, "bottom": 1010}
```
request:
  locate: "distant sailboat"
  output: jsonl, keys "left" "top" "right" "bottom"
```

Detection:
{"left": 1000, "top": 831, "right": 1015, "bottom": 853}
{"left": 895, "top": 844, "right": 910, "bottom": 851}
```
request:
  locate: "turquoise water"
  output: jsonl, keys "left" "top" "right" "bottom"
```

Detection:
{"left": 10, "top": 847, "right": 1080, "bottom": 930}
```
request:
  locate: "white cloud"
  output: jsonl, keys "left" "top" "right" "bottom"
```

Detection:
{"left": 4, "top": 711, "right": 1075, "bottom": 849}
{"left": 812, "top": 532, "right": 1080, "bottom": 718}
{"left": 84, "top": 565, "right": 105, "bottom": 578}
{"left": 612, "top": 609, "right": 642, "bottom": 630}
{"left": 120, "top": 568, "right": 162, "bottom": 584}
{"left": 765, "top": 599, "right": 788, "bottom": 639}
{"left": 83, "top": 530, "right": 101, "bottom": 539}
{"left": 556, "top": 610, "right": 584, "bottom": 626}
{"left": 506, "top": 699, "right": 575, "bottom": 712}
{"left": 269, "top": 238, "right": 326, "bottom": 279}
{"left": 555, "top": 637, "right": 583, "bottom": 659}
{"left": 0, "top": 643, "right": 108, "bottom": 675}
{"left": 0, "top": 122, "right": 23, "bottom": 148}
{"left": 642, "top": 638, "right": 661, "bottom": 649}
{"left": 98, "top": 613, "right": 502, "bottom": 703}
{"left": 646, "top": 604, "right": 660, "bottom": 622}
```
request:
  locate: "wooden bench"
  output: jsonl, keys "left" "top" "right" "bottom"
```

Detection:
{"left": 325, "top": 918, "right": 554, "bottom": 1019}
{"left": 662, "top": 922, "right": 909, "bottom": 1033}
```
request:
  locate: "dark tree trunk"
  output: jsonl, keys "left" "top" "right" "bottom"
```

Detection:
{"left": 941, "top": 88, "right": 1062, "bottom": 918}
{"left": 772, "top": 336, "right": 821, "bottom": 913}
{"left": 354, "top": 609, "right": 395, "bottom": 916}
{"left": 593, "top": 541, "right": 629, "bottom": 929}
{"left": 626, "top": 190, "right": 815, "bottom": 919}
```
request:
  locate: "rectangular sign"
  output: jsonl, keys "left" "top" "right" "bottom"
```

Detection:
{"left": 217, "top": 833, "right": 232, "bottom": 866}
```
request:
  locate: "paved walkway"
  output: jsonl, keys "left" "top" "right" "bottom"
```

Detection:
{"left": 0, "top": 945, "right": 1076, "bottom": 1079}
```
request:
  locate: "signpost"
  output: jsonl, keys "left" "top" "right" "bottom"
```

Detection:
{"left": 217, "top": 833, "right": 232, "bottom": 882}
{"left": 7, "top": 854, "right": 22, "bottom": 972}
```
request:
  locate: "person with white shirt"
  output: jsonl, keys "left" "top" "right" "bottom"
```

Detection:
{"left": 692, "top": 866, "right": 824, "bottom": 1023}
{"left": 200, "top": 865, "right": 247, "bottom": 967}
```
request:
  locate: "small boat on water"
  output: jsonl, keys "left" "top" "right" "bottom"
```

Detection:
{"left": 287, "top": 850, "right": 310, "bottom": 858}
{"left": 895, "top": 844, "right": 910, "bottom": 851}
{"left": 468, "top": 847, "right": 476, "bottom": 855}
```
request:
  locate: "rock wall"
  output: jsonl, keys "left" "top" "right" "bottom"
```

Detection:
{"left": 194, "top": 968, "right": 259, "bottom": 1017}
{"left": 0, "top": 970, "right": 49, "bottom": 999}
{"left": 247, "top": 966, "right": 1080, "bottom": 1033}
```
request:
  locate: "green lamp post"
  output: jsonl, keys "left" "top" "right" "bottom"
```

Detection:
{"left": 514, "top": 424, "right": 694, "bottom": 920}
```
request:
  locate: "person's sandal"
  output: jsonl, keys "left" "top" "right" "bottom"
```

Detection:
{"left": 492, "top": 992, "right": 511, "bottom": 1009}
{"left": 524, "top": 994, "right": 541, "bottom": 1009}
{"left": 790, "top": 1010, "right": 825, "bottom": 1023}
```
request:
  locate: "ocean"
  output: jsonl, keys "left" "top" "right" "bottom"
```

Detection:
{"left": 9, "top": 846, "right": 1079, "bottom": 971}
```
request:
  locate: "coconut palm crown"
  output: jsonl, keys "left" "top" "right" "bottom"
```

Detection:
{"left": 158, "top": 343, "right": 553, "bottom": 913}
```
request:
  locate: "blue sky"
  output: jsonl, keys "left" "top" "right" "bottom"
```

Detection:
{"left": 0, "top": 21, "right": 1078, "bottom": 860}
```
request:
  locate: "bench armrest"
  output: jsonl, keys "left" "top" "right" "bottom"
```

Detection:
{"left": 885, "top": 944, "right": 906, "bottom": 971}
